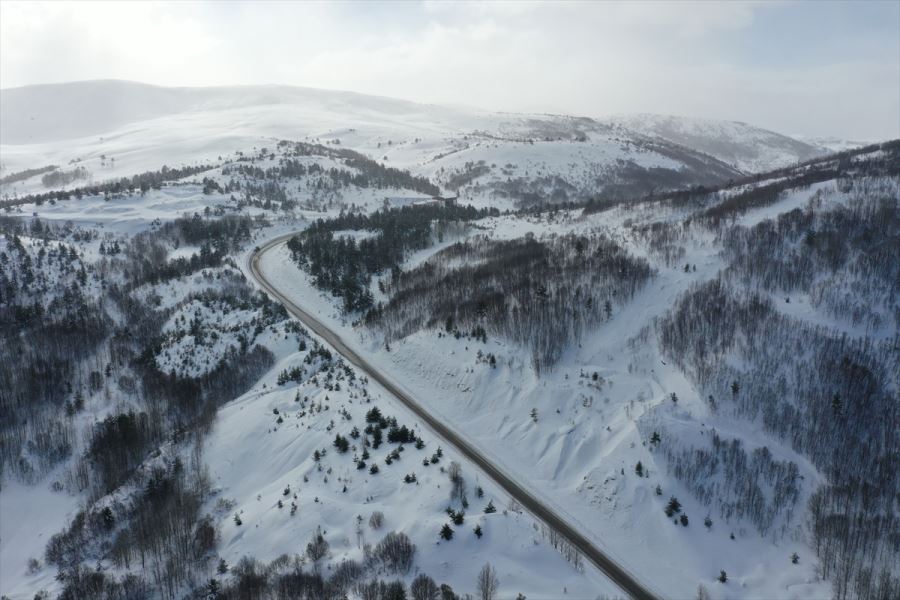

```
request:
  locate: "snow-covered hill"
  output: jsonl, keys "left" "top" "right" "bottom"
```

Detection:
{"left": 2, "top": 78, "right": 895, "bottom": 600}
{"left": 2, "top": 80, "right": 823, "bottom": 207}
{"left": 606, "top": 113, "right": 827, "bottom": 173}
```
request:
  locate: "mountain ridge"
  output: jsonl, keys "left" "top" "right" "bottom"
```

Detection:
{"left": 2, "top": 80, "right": 827, "bottom": 175}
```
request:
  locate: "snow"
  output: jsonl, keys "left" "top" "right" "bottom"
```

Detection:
{"left": 6, "top": 183, "right": 241, "bottom": 234}
{"left": 0, "top": 479, "right": 79, "bottom": 598}
{"left": 246, "top": 189, "right": 839, "bottom": 599}
{"left": 2, "top": 80, "right": 780, "bottom": 214}
{"left": 605, "top": 113, "right": 827, "bottom": 174}
{"left": 202, "top": 353, "right": 620, "bottom": 598}
{"left": 1, "top": 80, "right": 877, "bottom": 599}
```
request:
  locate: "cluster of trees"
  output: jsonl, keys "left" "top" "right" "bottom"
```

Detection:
{"left": 649, "top": 159, "right": 899, "bottom": 598}
{"left": 287, "top": 204, "right": 497, "bottom": 312}
{"left": 700, "top": 142, "right": 899, "bottom": 224}
{"left": 444, "top": 160, "right": 492, "bottom": 190}
{"left": 280, "top": 140, "right": 440, "bottom": 196}
{"left": 41, "top": 166, "right": 90, "bottom": 188}
{"left": 369, "top": 232, "right": 653, "bottom": 372}
{"left": 121, "top": 213, "right": 258, "bottom": 287}
{"left": 220, "top": 140, "right": 441, "bottom": 213}
{"left": 0, "top": 203, "right": 296, "bottom": 597}
{"left": 720, "top": 176, "right": 898, "bottom": 332}
{"left": 1, "top": 163, "right": 216, "bottom": 210}
{"left": 176, "top": 552, "right": 486, "bottom": 600}
{"left": 0, "top": 224, "right": 110, "bottom": 482}
{"left": 49, "top": 452, "right": 214, "bottom": 600}
{"left": 654, "top": 430, "right": 800, "bottom": 537}
{"left": 630, "top": 219, "right": 689, "bottom": 268}
{"left": 646, "top": 139, "right": 900, "bottom": 220}
{"left": 658, "top": 277, "right": 898, "bottom": 599}
{"left": 0, "top": 164, "right": 58, "bottom": 186}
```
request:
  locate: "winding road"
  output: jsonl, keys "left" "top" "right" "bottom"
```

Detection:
{"left": 248, "top": 233, "right": 660, "bottom": 600}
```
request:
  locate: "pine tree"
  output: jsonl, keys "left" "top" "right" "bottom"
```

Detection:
{"left": 635, "top": 461, "right": 644, "bottom": 477}
{"left": 484, "top": 500, "right": 496, "bottom": 514}
{"left": 440, "top": 524, "right": 454, "bottom": 541}
{"left": 718, "top": 570, "right": 727, "bottom": 583}
{"left": 665, "top": 497, "right": 682, "bottom": 517}
{"left": 474, "top": 524, "right": 483, "bottom": 539}
{"left": 333, "top": 434, "right": 349, "bottom": 453}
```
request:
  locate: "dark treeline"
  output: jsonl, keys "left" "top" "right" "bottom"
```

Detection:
{"left": 282, "top": 140, "right": 440, "bottom": 196}
{"left": 700, "top": 141, "right": 900, "bottom": 224}
{"left": 657, "top": 278, "right": 899, "bottom": 600}
{"left": 720, "top": 177, "right": 898, "bottom": 331}
{"left": 288, "top": 204, "right": 498, "bottom": 312}
{"left": 369, "top": 233, "right": 653, "bottom": 372}
{"left": 1, "top": 163, "right": 216, "bottom": 209}
{"left": 0, "top": 164, "right": 58, "bottom": 186}
{"left": 56, "top": 546, "right": 467, "bottom": 600}
{"left": 650, "top": 164, "right": 899, "bottom": 599}
{"left": 657, "top": 429, "right": 801, "bottom": 536}
{"left": 41, "top": 166, "right": 90, "bottom": 188}
{"left": 222, "top": 140, "right": 441, "bottom": 204}
{"left": 122, "top": 213, "right": 257, "bottom": 287}
{"left": 49, "top": 451, "right": 215, "bottom": 600}
{"left": 0, "top": 224, "right": 110, "bottom": 482}
{"left": 0, "top": 205, "right": 289, "bottom": 598}
{"left": 579, "top": 138, "right": 900, "bottom": 218}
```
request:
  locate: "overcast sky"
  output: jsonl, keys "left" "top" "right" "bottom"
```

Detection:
{"left": 1, "top": 0, "right": 897, "bottom": 139}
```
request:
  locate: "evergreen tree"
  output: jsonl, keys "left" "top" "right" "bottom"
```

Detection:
{"left": 665, "top": 497, "right": 682, "bottom": 517}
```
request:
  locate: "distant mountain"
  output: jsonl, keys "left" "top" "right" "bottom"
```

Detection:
{"left": 0, "top": 80, "right": 469, "bottom": 145}
{"left": 793, "top": 135, "right": 871, "bottom": 154}
{"left": 5, "top": 80, "right": 841, "bottom": 203}
{"left": 605, "top": 113, "right": 827, "bottom": 174}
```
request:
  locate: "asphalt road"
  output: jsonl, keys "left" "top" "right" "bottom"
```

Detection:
{"left": 248, "top": 233, "right": 661, "bottom": 600}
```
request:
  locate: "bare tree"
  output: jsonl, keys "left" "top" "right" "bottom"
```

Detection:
{"left": 448, "top": 461, "right": 467, "bottom": 504}
{"left": 306, "top": 525, "right": 329, "bottom": 573}
{"left": 411, "top": 573, "right": 440, "bottom": 600}
{"left": 374, "top": 531, "right": 416, "bottom": 574}
{"left": 476, "top": 562, "right": 499, "bottom": 600}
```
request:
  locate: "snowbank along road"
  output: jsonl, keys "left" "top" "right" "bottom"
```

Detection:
{"left": 248, "top": 233, "right": 661, "bottom": 600}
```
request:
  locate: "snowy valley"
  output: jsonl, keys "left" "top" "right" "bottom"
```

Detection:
{"left": 0, "top": 80, "right": 897, "bottom": 600}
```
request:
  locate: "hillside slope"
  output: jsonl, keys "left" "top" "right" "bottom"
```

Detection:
{"left": 606, "top": 113, "right": 827, "bottom": 173}
{"left": 0, "top": 81, "right": 753, "bottom": 207}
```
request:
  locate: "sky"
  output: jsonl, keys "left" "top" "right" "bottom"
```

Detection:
{"left": 1, "top": 0, "right": 897, "bottom": 139}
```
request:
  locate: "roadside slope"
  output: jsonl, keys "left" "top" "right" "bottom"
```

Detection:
{"left": 248, "top": 233, "right": 661, "bottom": 600}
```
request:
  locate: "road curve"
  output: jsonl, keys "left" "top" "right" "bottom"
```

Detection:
{"left": 249, "top": 233, "right": 661, "bottom": 600}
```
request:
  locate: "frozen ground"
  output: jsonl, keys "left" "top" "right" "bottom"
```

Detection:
{"left": 248, "top": 184, "right": 844, "bottom": 599}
